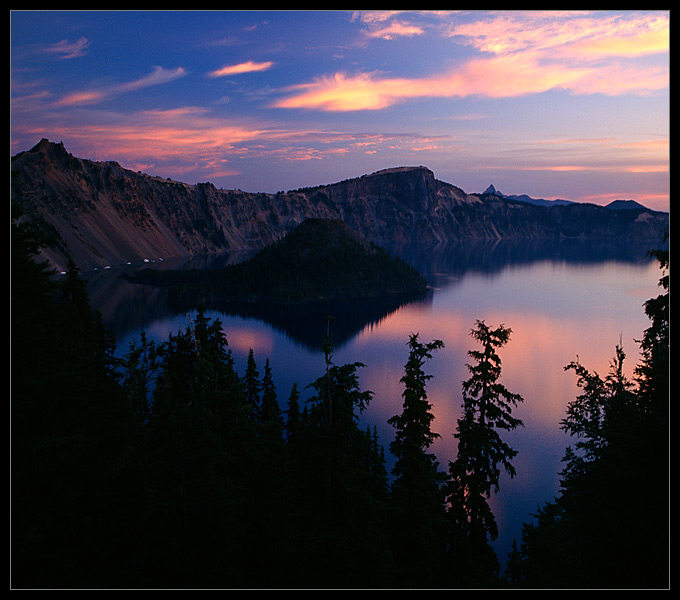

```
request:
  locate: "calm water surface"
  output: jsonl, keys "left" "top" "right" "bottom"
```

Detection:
{"left": 85, "top": 240, "right": 661, "bottom": 564}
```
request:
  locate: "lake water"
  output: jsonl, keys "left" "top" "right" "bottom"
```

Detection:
{"left": 84, "top": 238, "right": 662, "bottom": 565}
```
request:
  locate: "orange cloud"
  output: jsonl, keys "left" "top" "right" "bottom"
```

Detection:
{"left": 208, "top": 61, "right": 274, "bottom": 77}
{"left": 272, "top": 54, "right": 593, "bottom": 111}
{"left": 447, "top": 10, "right": 669, "bottom": 59}
{"left": 567, "top": 26, "right": 668, "bottom": 58}
{"left": 273, "top": 11, "right": 668, "bottom": 112}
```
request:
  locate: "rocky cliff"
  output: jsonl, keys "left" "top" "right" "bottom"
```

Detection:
{"left": 11, "top": 139, "right": 668, "bottom": 272}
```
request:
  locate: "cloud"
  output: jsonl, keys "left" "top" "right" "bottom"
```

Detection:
{"left": 446, "top": 10, "right": 669, "bottom": 58}
{"left": 121, "top": 65, "right": 187, "bottom": 92}
{"left": 56, "top": 66, "right": 186, "bottom": 106}
{"left": 365, "top": 20, "right": 424, "bottom": 40}
{"left": 272, "top": 51, "right": 659, "bottom": 112}
{"left": 208, "top": 61, "right": 274, "bottom": 77}
{"left": 273, "top": 11, "right": 668, "bottom": 111}
{"left": 44, "top": 37, "right": 91, "bottom": 59}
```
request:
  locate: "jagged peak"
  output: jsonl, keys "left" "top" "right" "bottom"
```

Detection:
{"left": 29, "top": 138, "right": 69, "bottom": 156}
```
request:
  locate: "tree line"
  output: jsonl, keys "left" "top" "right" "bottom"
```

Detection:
{"left": 11, "top": 213, "right": 668, "bottom": 589}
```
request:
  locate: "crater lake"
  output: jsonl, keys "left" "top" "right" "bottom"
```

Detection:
{"left": 83, "top": 237, "right": 664, "bottom": 567}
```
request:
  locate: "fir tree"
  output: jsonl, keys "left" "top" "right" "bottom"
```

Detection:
{"left": 243, "top": 348, "right": 261, "bottom": 419}
{"left": 260, "top": 358, "right": 284, "bottom": 437}
{"left": 513, "top": 239, "right": 669, "bottom": 588}
{"left": 285, "top": 382, "right": 301, "bottom": 445}
{"left": 445, "top": 320, "right": 523, "bottom": 585}
{"left": 387, "top": 333, "right": 446, "bottom": 587}
{"left": 294, "top": 321, "right": 386, "bottom": 587}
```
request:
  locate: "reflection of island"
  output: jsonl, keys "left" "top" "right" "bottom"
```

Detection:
{"left": 206, "top": 293, "right": 433, "bottom": 352}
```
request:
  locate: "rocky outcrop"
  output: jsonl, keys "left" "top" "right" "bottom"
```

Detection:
{"left": 11, "top": 139, "right": 668, "bottom": 272}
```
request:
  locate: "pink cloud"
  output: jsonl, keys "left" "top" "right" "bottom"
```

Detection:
{"left": 365, "top": 20, "right": 424, "bottom": 40}
{"left": 273, "top": 11, "right": 668, "bottom": 112}
{"left": 45, "top": 37, "right": 91, "bottom": 59}
{"left": 208, "top": 61, "right": 274, "bottom": 77}
{"left": 55, "top": 66, "right": 186, "bottom": 106}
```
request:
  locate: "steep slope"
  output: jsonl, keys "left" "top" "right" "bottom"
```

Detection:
{"left": 11, "top": 140, "right": 668, "bottom": 272}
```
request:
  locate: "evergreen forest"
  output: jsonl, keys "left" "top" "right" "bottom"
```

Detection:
{"left": 11, "top": 212, "right": 669, "bottom": 589}
{"left": 126, "top": 218, "right": 428, "bottom": 307}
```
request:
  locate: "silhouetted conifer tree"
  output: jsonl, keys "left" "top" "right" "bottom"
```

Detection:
{"left": 12, "top": 214, "right": 130, "bottom": 588}
{"left": 512, "top": 236, "right": 669, "bottom": 588}
{"left": 291, "top": 320, "right": 391, "bottom": 587}
{"left": 243, "top": 348, "right": 261, "bottom": 419}
{"left": 388, "top": 333, "right": 446, "bottom": 587}
{"left": 445, "top": 320, "right": 523, "bottom": 586}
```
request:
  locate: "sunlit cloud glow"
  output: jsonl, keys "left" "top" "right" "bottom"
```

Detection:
{"left": 275, "top": 11, "right": 668, "bottom": 111}
{"left": 208, "top": 60, "right": 274, "bottom": 77}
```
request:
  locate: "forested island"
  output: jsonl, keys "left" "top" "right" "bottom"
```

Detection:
{"left": 124, "top": 218, "right": 428, "bottom": 307}
{"left": 11, "top": 211, "right": 668, "bottom": 589}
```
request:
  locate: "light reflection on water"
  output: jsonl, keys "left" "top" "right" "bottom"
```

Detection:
{"left": 89, "top": 240, "right": 662, "bottom": 564}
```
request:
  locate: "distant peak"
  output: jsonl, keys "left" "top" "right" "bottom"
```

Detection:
{"left": 483, "top": 184, "right": 499, "bottom": 195}
{"left": 29, "top": 138, "right": 69, "bottom": 157}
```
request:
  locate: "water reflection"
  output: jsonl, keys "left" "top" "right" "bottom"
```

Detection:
{"left": 85, "top": 237, "right": 661, "bottom": 564}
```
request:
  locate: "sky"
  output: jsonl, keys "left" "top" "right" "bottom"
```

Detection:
{"left": 11, "top": 10, "right": 670, "bottom": 211}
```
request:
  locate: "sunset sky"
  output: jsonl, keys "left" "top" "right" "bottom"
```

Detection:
{"left": 11, "top": 10, "right": 670, "bottom": 210}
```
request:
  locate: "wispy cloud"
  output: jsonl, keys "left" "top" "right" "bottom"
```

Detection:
{"left": 365, "top": 20, "right": 424, "bottom": 40}
{"left": 56, "top": 66, "right": 186, "bottom": 106}
{"left": 446, "top": 10, "right": 669, "bottom": 58}
{"left": 13, "top": 98, "right": 452, "bottom": 181}
{"left": 208, "top": 61, "right": 274, "bottom": 77}
{"left": 44, "top": 37, "right": 91, "bottom": 59}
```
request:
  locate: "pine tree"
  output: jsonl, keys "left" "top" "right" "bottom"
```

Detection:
{"left": 260, "top": 359, "right": 284, "bottom": 437}
{"left": 635, "top": 230, "right": 669, "bottom": 418}
{"left": 387, "top": 333, "right": 446, "bottom": 587}
{"left": 12, "top": 215, "right": 133, "bottom": 587}
{"left": 141, "top": 310, "right": 261, "bottom": 586}
{"left": 514, "top": 236, "right": 669, "bottom": 588}
{"left": 445, "top": 320, "right": 523, "bottom": 585}
{"left": 293, "top": 320, "right": 388, "bottom": 587}
{"left": 285, "top": 382, "right": 301, "bottom": 445}
{"left": 243, "top": 348, "right": 261, "bottom": 419}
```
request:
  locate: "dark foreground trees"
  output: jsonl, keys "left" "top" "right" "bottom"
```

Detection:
{"left": 11, "top": 215, "right": 668, "bottom": 589}
{"left": 445, "top": 321, "right": 524, "bottom": 586}
{"left": 506, "top": 235, "right": 669, "bottom": 589}
{"left": 387, "top": 334, "right": 446, "bottom": 587}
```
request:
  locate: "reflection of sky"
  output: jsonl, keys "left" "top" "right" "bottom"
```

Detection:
{"left": 112, "top": 255, "right": 661, "bottom": 565}
{"left": 324, "top": 257, "right": 659, "bottom": 561}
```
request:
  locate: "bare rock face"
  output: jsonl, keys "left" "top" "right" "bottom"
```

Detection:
{"left": 11, "top": 140, "right": 668, "bottom": 272}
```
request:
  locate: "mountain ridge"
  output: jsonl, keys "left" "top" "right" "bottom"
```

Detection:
{"left": 480, "top": 184, "right": 574, "bottom": 208}
{"left": 11, "top": 139, "right": 668, "bottom": 272}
